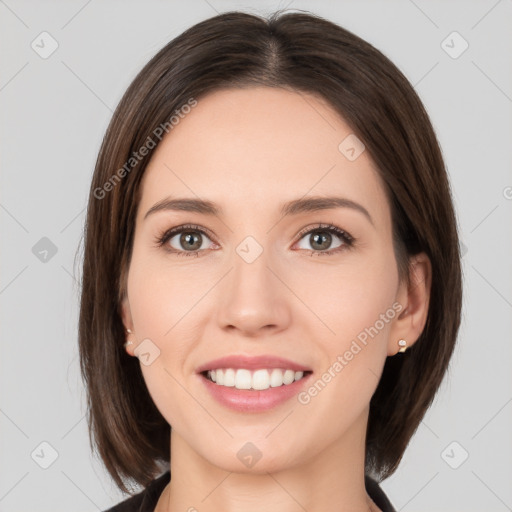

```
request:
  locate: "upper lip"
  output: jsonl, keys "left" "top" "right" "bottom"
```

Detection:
{"left": 195, "top": 355, "right": 312, "bottom": 374}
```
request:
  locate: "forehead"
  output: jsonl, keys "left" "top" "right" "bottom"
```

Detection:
{"left": 138, "top": 87, "right": 390, "bottom": 228}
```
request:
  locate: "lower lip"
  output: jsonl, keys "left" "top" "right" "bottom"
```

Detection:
{"left": 198, "top": 372, "right": 313, "bottom": 412}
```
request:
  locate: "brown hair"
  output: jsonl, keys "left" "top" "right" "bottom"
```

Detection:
{"left": 78, "top": 9, "right": 463, "bottom": 493}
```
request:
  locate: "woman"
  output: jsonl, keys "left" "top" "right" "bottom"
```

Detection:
{"left": 79, "top": 9, "right": 463, "bottom": 512}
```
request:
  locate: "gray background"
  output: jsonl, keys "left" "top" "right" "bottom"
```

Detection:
{"left": 1, "top": 0, "right": 511, "bottom": 510}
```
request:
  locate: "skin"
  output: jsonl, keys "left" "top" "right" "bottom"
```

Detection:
{"left": 120, "top": 86, "right": 431, "bottom": 512}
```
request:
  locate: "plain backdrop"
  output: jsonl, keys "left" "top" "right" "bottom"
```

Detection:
{"left": 1, "top": 1, "right": 511, "bottom": 511}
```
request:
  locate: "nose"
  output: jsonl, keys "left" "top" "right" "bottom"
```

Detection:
{"left": 215, "top": 244, "right": 291, "bottom": 337}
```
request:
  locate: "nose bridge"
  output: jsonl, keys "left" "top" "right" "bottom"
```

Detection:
{"left": 234, "top": 236, "right": 270, "bottom": 288}
{"left": 215, "top": 232, "right": 289, "bottom": 334}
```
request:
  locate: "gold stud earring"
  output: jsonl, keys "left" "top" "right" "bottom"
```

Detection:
{"left": 397, "top": 339, "right": 407, "bottom": 353}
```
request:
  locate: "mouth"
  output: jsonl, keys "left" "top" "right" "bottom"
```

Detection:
{"left": 195, "top": 354, "right": 313, "bottom": 411}
{"left": 200, "top": 368, "right": 314, "bottom": 391}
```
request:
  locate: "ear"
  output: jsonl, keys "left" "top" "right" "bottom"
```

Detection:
{"left": 119, "top": 294, "right": 136, "bottom": 356}
{"left": 387, "top": 252, "right": 432, "bottom": 356}
{"left": 120, "top": 294, "right": 132, "bottom": 326}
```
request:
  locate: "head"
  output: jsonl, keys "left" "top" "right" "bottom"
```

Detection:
{"left": 78, "top": 10, "right": 463, "bottom": 493}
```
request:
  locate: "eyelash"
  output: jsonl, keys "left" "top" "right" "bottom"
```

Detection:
{"left": 153, "top": 222, "right": 355, "bottom": 258}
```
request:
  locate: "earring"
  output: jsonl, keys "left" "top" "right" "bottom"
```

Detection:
{"left": 124, "top": 328, "right": 134, "bottom": 349}
{"left": 397, "top": 339, "right": 407, "bottom": 353}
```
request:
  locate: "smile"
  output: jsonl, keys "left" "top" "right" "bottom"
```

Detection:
{"left": 204, "top": 368, "right": 311, "bottom": 391}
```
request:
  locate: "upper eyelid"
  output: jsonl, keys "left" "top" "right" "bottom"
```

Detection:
{"left": 295, "top": 223, "right": 352, "bottom": 240}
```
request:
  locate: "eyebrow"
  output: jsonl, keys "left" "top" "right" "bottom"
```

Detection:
{"left": 144, "top": 195, "right": 374, "bottom": 227}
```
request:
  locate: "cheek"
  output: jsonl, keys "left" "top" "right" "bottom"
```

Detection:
{"left": 126, "top": 252, "right": 210, "bottom": 426}
{"left": 139, "top": 362, "right": 198, "bottom": 427}
{"left": 127, "top": 248, "right": 209, "bottom": 338}
{"left": 295, "top": 269, "right": 398, "bottom": 435}
{"left": 293, "top": 252, "right": 398, "bottom": 337}
{"left": 297, "top": 252, "right": 399, "bottom": 402}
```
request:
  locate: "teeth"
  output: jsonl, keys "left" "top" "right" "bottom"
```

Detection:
{"left": 224, "top": 368, "right": 236, "bottom": 387}
{"left": 206, "top": 368, "right": 305, "bottom": 390}
{"left": 236, "top": 369, "right": 252, "bottom": 390}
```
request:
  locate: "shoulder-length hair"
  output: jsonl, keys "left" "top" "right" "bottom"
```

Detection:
{"left": 78, "top": 9, "right": 463, "bottom": 494}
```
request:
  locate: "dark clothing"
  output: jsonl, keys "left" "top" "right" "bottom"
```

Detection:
{"left": 104, "top": 470, "right": 396, "bottom": 512}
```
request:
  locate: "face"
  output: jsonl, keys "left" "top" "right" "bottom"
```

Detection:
{"left": 121, "top": 86, "right": 416, "bottom": 473}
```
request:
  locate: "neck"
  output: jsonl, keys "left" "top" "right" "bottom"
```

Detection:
{"left": 157, "top": 409, "right": 380, "bottom": 512}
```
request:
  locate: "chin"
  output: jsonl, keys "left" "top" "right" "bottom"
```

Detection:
{"left": 197, "top": 436, "right": 304, "bottom": 475}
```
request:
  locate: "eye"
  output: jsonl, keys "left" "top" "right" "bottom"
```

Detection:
{"left": 154, "top": 222, "right": 355, "bottom": 257}
{"left": 155, "top": 224, "right": 217, "bottom": 257}
{"left": 294, "top": 223, "right": 354, "bottom": 256}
